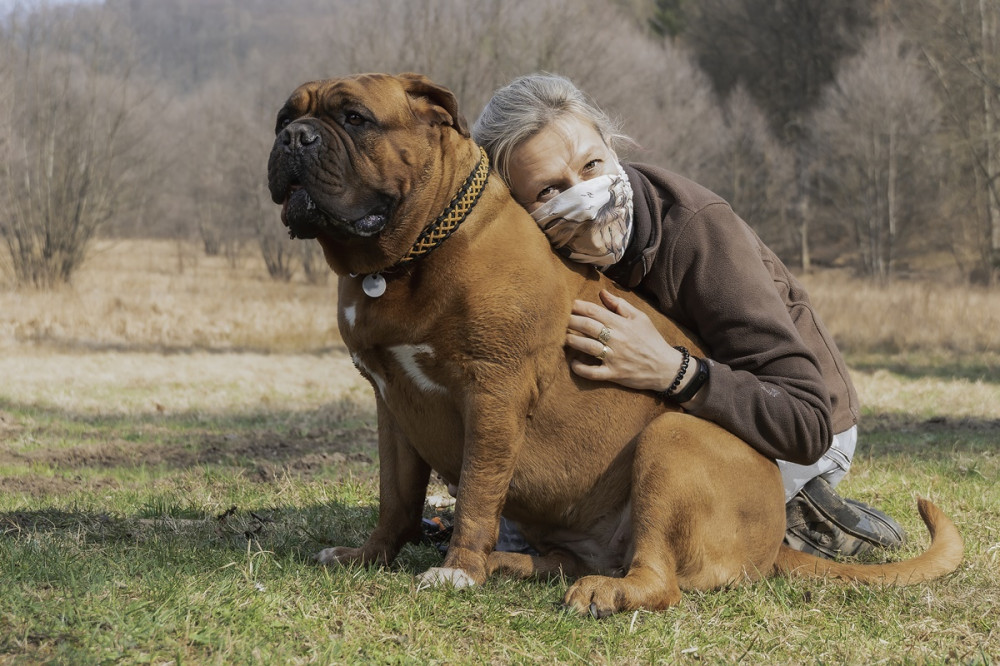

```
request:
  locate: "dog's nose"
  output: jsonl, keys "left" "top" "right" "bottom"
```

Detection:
{"left": 281, "top": 122, "right": 320, "bottom": 151}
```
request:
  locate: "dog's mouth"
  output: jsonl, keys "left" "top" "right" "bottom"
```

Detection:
{"left": 280, "top": 183, "right": 392, "bottom": 239}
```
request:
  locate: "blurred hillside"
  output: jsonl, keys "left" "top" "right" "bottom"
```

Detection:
{"left": 1, "top": 0, "right": 998, "bottom": 286}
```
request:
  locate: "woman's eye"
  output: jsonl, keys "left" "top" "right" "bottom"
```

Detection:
{"left": 537, "top": 186, "right": 557, "bottom": 202}
{"left": 583, "top": 159, "right": 602, "bottom": 172}
{"left": 345, "top": 112, "right": 366, "bottom": 126}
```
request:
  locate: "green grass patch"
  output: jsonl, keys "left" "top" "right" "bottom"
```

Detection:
{"left": 1, "top": 364, "right": 998, "bottom": 663}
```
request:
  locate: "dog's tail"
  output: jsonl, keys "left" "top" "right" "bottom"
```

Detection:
{"left": 773, "top": 498, "right": 963, "bottom": 584}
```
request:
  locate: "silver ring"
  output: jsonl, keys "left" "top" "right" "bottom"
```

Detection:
{"left": 598, "top": 326, "right": 612, "bottom": 344}
{"left": 596, "top": 345, "right": 610, "bottom": 361}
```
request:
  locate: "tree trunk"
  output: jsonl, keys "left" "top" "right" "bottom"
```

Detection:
{"left": 887, "top": 124, "right": 897, "bottom": 282}
{"left": 982, "top": 0, "right": 1000, "bottom": 283}
{"left": 795, "top": 146, "right": 812, "bottom": 273}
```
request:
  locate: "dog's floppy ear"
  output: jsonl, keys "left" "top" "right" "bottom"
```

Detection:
{"left": 398, "top": 72, "right": 470, "bottom": 138}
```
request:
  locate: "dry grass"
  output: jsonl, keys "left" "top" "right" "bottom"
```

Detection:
{"left": 0, "top": 240, "right": 366, "bottom": 419}
{"left": 3, "top": 239, "right": 999, "bottom": 421}
{"left": 0, "top": 239, "right": 340, "bottom": 354}
{"left": 800, "top": 269, "right": 1000, "bottom": 355}
{"left": 3, "top": 241, "right": 998, "bottom": 357}
{"left": 855, "top": 367, "right": 1000, "bottom": 422}
{"left": 0, "top": 351, "right": 369, "bottom": 416}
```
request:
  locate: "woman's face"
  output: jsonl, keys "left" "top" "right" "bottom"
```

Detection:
{"left": 507, "top": 114, "right": 618, "bottom": 214}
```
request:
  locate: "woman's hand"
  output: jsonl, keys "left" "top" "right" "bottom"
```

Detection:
{"left": 565, "top": 289, "right": 684, "bottom": 392}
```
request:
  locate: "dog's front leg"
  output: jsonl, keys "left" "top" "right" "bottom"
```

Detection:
{"left": 316, "top": 400, "right": 430, "bottom": 567}
{"left": 416, "top": 398, "right": 525, "bottom": 589}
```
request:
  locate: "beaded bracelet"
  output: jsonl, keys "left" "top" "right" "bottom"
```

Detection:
{"left": 659, "top": 346, "right": 690, "bottom": 400}
{"left": 669, "top": 356, "right": 709, "bottom": 404}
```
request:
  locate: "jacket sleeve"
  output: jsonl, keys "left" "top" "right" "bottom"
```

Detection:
{"left": 665, "top": 203, "right": 833, "bottom": 465}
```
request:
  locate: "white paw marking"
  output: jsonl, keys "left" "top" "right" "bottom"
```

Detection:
{"left": 415, "top": 567, "right": 477, "bottom": 591}
{"left": 314, "top": 547, "right": 342, "bottom": 565}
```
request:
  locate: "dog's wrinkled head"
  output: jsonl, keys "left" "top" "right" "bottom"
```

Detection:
{"left": 267, "top": 73, "right": 469, "bottom": 263}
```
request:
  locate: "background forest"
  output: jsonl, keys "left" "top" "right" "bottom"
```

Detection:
{"left": 2, "top": 0, "right": 999, "bottom": 288}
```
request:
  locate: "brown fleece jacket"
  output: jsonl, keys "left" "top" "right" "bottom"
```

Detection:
{"left": 605, "top": 164, "right": 859, "bottom": 465}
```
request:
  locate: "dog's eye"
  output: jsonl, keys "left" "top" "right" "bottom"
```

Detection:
{"left": 345, "top": 112, "right": 366, "bottom": 127}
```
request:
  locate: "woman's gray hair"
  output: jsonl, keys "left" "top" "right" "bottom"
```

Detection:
{"left": 472, "top": 73, "right": 631, "bottom": 185}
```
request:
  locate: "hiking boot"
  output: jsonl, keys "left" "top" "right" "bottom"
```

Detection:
{"left": 784, "top": 475, "right": 906, "bottom": 559}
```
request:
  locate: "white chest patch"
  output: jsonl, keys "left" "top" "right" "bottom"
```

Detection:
{"left": 389, "top": 344, "right": 446, "bottom": 394}
{"left": 341, "top": 303, "right": 357, "bottom": 330}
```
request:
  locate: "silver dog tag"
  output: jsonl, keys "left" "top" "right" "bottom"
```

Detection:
{"left": 362, "top": 273, "right": 387, "bottom": 298}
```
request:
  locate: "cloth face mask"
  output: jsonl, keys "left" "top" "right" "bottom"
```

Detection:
{"left": 529, "top": 163, "right": 634, "bottom": 268}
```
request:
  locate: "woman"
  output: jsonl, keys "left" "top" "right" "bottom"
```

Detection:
{"left": 473, "top": 73, "right": 904, "bottom": 558}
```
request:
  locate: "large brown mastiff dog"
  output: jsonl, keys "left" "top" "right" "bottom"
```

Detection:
{"left": 267, "top": 73, "right": 963, "bottom": 617}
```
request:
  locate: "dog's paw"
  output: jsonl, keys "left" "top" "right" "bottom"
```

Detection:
{"left": 564, "top": 576, "right": 623, "bottom": 618}
{"left": 415, "top": 567, "right": 478, "bottom": 591}
{"left": 313, "top": 546, "right": 363, "bottom": 566}
{"left": 565, "top": 573, "right": 683, "bottom": 617}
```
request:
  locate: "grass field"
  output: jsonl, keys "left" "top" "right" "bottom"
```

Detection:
{"left": 1, "top": 240, "right": 998, "bottom": 663}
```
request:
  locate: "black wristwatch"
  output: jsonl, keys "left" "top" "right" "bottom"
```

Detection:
{"left": 661, "top": 356, "right": 710, "bottom": 404}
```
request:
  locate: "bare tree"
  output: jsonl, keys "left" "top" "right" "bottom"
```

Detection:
{"left": 713, "top": 86, "right": 795, "bottom": 254}
{"left": 300, "top": 0, "right": 726, "bottom": 182}
{"left": 0, "top": 7, "right": 154, "bottom": 287}
{"left": 255, "top": 206, "right": 296, "bottom": 282}
{"left": 160, "top": 73, "right": 308, "bottom": 281}
{"left": 211, "top": 113, "right": 295, "bottom": 281}
{"left": 296, "top": 236, "right": 329, "bottom": 285}
{"left": 23, "top": 0, "right": 976, "bottom": 284}
{"left": 178, "top": 83, "right": 255, "bottom": 263}
{"left": 591, "top": 35, "right": 729, "bottom": 184}
{"left": 680, "top": 0, "right": 875, "bottom": 271}
{"left": 896, "top": 0, "right": 1000, "bottom": 284}
{"left": 809, "top": 28, "right": 939, "bottom": 282}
